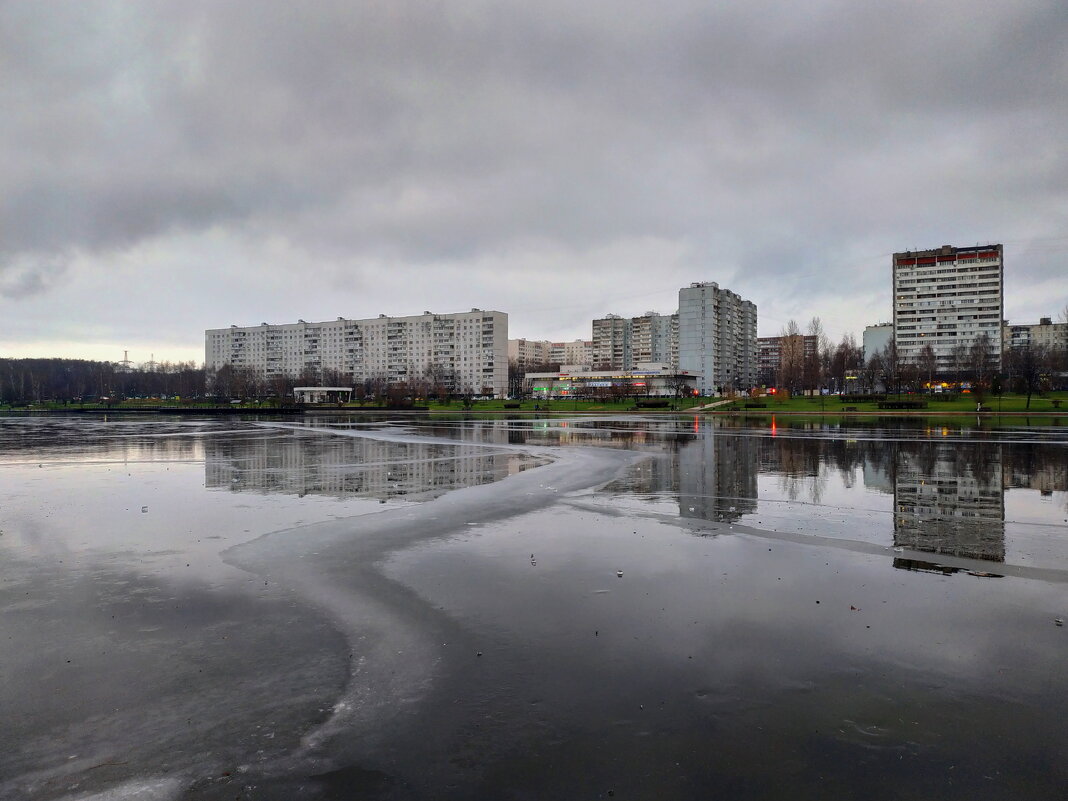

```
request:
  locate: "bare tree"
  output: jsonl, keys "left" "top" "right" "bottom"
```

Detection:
{"left": 666, "top": 372, "right": 693, "bottom": 405}
{"left": 209, "top": 365, "right": 234, "bottom": 399}
{"left": 364, "top": 374, "right": 389, "bottom": 404}
{"left": 968, "top": 332, "right": 996, "bottom": 394}
{"left": 804, "top": 317, "right": 828, "bottom": 393}
{"left": 918, "top": 344, "right": 937, "bottom": 392}
{"left": 880, "top": 341, "right": 903, "bottom": 395}
{"left": 862, "top": 350, "right": 884, "bottom": 393}
{"left": 827, "top": 332, "right": 862, "bottom": 394}
{"left": 1007, "top": 343, "right": 1051, "bottom": 409}
{"left": 386, "top": 381, "right": 412, "bottom": 407}
{"left": 507, "top": 359, "right": 525, "bottom": 399}
{"left": 1059, "top": 304, "right": 1068, "bottom": 375}
{"left": 425, "top": 363, "right": 458, "bottom": 402}
{"left": 778, "top": 319, "right": 804, "bottom": 393}
{"left": 950, "top": 343, "right": 969, "bottom": 389}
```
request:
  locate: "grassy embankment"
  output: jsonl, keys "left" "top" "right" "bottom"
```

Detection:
{"left": 715, "top": 392, "right": 1066, "bottom": 415}
{"left": 0, "top": 397, "right": 705, "bottom": 413}
{"left": 2, "top": 392, "right": 1065, "bottom": 419}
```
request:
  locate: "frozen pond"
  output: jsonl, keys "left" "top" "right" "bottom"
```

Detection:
{"left": 1, "top": 414, "right": 1066, "bottom": 800}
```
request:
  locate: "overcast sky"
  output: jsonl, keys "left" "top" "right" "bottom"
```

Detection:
{"left": 3, "top": 1, "right": 1066, "bottom": 365}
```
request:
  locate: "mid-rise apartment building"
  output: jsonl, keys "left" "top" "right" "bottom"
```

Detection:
{"left": 507, "top": 338, "right": 592, "bottom": 367}
{"left": 206, "top": 309, "right": 508, "bottom": 397}
{"left": 678, "top": 282, "right": 758, "bottom": 394}
{"left": 1002, "top": 317, "right": 1067, "bottom": 354}
{"left": 507, "top": 338, "right": 551, "bottom": 367}
{"left": 549, "top": 339, "right": 593, "bottom": 366}
{"left": 892, "top": 244, "right": 1003, "bottom": 373}
{"left": 756, "top": 334, "right": 818, "bottom": 385}
{"left": 592, "top": 312, "right": 678, "bottom": 370}
{"left": 592, "top": 314, "right": 633, "bottom": 369}
{"left": 630, "top": 312, "right": 679, "bottom": 366}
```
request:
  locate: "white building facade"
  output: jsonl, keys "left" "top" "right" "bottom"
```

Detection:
{"left": 893, "top": 245, "right": 1003, "bottom": 373}
{"left": 507, "top": 338, "right": 551, "bottom": 367}
{"left": 206, "top": 309, "right": 508, "bottom": 397}
{"left": 1002, "top": 317, "right": 1067, "bottom": 354}
{"left": 863, "top": 323, "right": 894, "bottom": 364}
{"left": 549, "top": 339, "right": 593, "bottom": 366}
{"left": 507, "top": 338, "right": 593, "bottom": 367}
{"left": 678, "top": 282, "right": 758, "bottom": 395}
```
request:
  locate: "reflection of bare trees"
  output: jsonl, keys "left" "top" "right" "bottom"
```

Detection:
{"left": 768, "top": 440, "right": 827, "bottom": 504}
{"left": 0, "top": 419, "right": 205, "bottom": 462}
{"left": 756, "top": 434, "right": 831, "bottom": 505}
{"left": 1002, "top": 443, "right": 1068, "bottom": 493}
{"left": 678, "top": 432, "right": 758, "bottom": 522}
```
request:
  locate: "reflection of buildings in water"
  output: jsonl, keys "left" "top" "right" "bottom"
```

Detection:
{"left": 1001, "top": 445, "right": 1068, "bottom": 493}
{"left": 204, "top": 433, "right": 540, "bottom": 501}
{"left": 757, "top": 435, "right": 828, "bottom": 505}
{"left": 307, "top": 417, "right": 693, "bottom": 450}
{"left": 598, "top": 427, "right": 756, "bottom": 523}
{"left": 610, "top": 448, "right": 681, "bottom": 497}
{"left": 678, "top": 431, "right": 758, "bottom": 523}
{"left": 893, "top": 443, "right": 1005, "bottom": 563}
{"left": 863, "top": 462, "right": 893, "bottom": 495}
{"left": 892, "top": 557, "right": 1003, "bottom": 578}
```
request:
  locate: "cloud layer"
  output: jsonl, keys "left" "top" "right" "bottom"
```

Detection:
{"left": 3, "top": 0, "right": 1066, "bottom": 361}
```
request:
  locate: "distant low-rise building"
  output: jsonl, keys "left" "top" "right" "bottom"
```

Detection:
{"left": 524, "top": 363, "right": 698, "bottom": 399}
{"left": 1002, "top": 317, "right": 1067, "bottom": 353}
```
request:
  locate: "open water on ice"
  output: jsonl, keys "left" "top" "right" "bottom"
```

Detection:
{"left": 1, "top": 413, "right": 1066, "bottom": 799}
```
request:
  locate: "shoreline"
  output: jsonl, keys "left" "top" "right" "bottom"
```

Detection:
{"left": 1, "top": 406, "right": 1065, "bottom": 422}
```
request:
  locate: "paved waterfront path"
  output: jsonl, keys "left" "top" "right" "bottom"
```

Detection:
{"left": 693, "top": 397, "right": 737, "bottom": 410}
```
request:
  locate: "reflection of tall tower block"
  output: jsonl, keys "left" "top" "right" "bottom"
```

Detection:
{"left": 678, "top": 429, "right": 758, "bottom": 523}
{"left": 893, "top": 442, "right": 1005, "bottom": 562}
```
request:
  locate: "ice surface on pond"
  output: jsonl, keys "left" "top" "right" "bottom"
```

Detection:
{"left": 1, "top": 413, "right": 1066, "bottom": 800}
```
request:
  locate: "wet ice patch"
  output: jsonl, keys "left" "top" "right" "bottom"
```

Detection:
{"left": 59, "top": 777, "right": 183, "bottom": 801}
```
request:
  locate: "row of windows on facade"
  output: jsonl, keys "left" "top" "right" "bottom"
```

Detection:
{"left": 895, "top": 281, "right": 1001, "bottom": 291}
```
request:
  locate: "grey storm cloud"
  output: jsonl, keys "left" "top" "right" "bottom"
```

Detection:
{"left": 1, "top": 0, "right": 1066, "bottom": 349}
